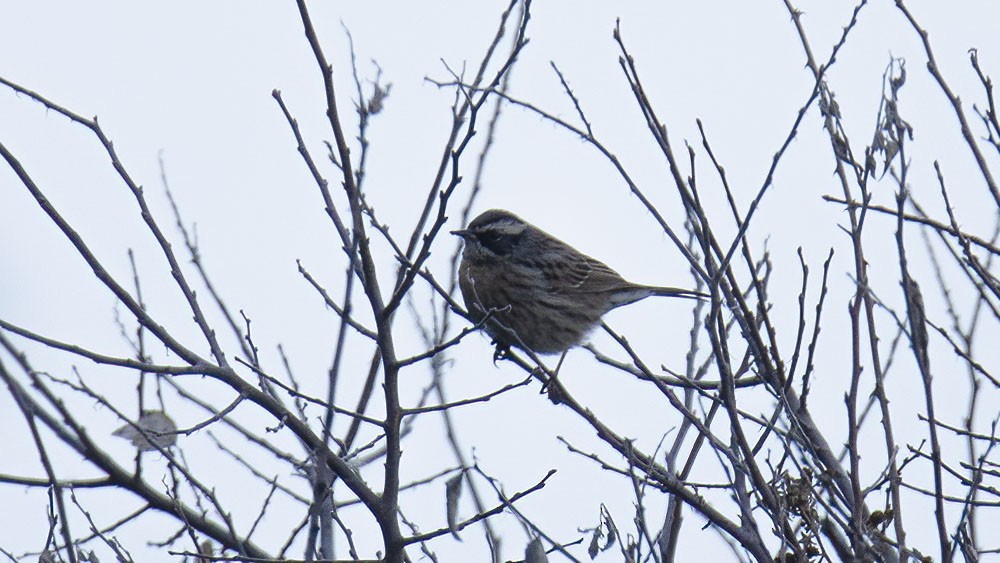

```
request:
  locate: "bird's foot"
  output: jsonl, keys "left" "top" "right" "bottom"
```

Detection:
{"left": 542, "top": 375, "right": 567, "bottom": 405}
{"left": 491, "top": 341, "right": 511, "bottom": 365}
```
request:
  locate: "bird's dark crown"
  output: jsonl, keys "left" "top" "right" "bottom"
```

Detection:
{"left": 467, "top": 209, "right": 525, "bottom": 232}
{"left": 464, "top": 209, "right": 529, "bottom": 256}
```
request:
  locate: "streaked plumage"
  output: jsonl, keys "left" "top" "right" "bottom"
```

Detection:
{"left": 452, "top": 209, "right": 704, "bottom": 354}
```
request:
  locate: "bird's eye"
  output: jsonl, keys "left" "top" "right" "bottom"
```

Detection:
{"left": 475, "top": 231, "right": 519, "bottom": 256}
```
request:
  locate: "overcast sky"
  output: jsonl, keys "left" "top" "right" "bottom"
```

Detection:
{"left": 2, "top": 2, "right": 1000, "bottom": 561}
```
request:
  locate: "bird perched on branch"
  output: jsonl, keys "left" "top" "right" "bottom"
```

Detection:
{"left": 452, "top": 209, "right": 705, "bottom": 359}
{"left": 112, "top": 410, "right": 177, "bottom": 451}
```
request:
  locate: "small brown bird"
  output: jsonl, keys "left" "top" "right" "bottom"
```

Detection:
{"left": 452, "top": 209, "right": 705, "bottom": 356}
{"left": 112, "top": 410, "right": 178, "bottom": 452}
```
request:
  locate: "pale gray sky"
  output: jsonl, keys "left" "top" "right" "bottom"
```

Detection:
{"left": 2, "top": 2, "right": 999, "bottom": 561}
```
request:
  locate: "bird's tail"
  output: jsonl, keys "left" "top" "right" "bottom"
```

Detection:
{"left": 647, "top": 286, "right": 709, "bottom": 300}
{"left": 609, "top": 285, "right": 708, "bottom": 308}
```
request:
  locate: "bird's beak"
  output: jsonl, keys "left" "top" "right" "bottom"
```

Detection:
{"left": 451, "top": 229, "right": 471, "bottom": 239}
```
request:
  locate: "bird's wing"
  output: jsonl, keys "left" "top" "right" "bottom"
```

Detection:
{"left": 550, "top": 254, "right": 629, "bottom": 295}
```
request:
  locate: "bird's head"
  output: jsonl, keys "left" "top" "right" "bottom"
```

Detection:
{"left": 451, "top": 209, "right": 531, "bottom": 260}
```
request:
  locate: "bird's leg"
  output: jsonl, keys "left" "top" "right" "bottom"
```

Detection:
{"left": 539, "top": 350, "right": 569, "bottom": 403}
{"left": 552, "top": 350, "right": 567, "bottom": 378}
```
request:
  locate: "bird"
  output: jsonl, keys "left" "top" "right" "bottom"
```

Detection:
{"left": 452, "top": 209, "right": 705, "bottom": 358}
{"left": 112, "top": 410, "right": 178, "bottom": 452}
